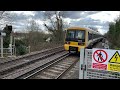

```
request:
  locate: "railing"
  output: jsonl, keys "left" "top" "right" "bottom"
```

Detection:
{"left": 0, "top": 48, "right": 16, "bottom": 57}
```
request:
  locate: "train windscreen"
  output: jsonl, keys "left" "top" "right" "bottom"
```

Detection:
{"left": 66, "top": 30, "right": 85, "bottom": 42}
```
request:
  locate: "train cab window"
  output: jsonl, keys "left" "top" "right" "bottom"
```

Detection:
{"left": 66, "top": 30, "right": 75, "bottom": 39}
{"left": 75, "top": 30, "right": 85, "bottom": 39}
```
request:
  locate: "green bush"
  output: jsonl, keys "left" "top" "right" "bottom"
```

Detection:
{"left": 107, "top": 16, "right": 120, "bottom": 49}
{"left": 115, "top": 47, "right": 120, "bottom": 50}
{"left": 15, "top": 39, "right": 27, "bottom": 55}
{"left": 16, "top": 45, "right": 27, "bottom": 55}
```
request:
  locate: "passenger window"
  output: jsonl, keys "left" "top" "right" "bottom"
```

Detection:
{"left": 88, "top": 32, "right": 92, "bottom": 40}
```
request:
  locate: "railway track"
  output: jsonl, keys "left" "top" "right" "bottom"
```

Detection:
{"left": 0, "top": 51, "right": 70, "bottom": 79}
{"left": 17, "top": 55, "right": 79, "bottom": 79}
{"left": 0, "top": 46, "right": 63, "bottom": 65}
{"left": 0, "top": 46, "right": 64, "bottom": 76}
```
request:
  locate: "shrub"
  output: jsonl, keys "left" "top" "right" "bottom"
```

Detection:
{"left": 16, "top": 45, "right": 27, "bottom": 55}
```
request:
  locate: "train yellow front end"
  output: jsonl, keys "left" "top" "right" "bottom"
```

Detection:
{"left": 64, "top": 27, "right": 103, "bottom": 53}
{"left": 64, "top": 27, "right": 87, "bottom": 53}
{"left": 64, "top": 42, "right": 86, "bottom": 52}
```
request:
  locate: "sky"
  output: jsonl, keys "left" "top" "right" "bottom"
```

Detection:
{"left": 2, "top": 11, "right": 120, "bottom": 35}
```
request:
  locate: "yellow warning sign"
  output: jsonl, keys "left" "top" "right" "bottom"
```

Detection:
{"left": 109, "top": 51, "right": 120, "bottom": 64}
{"left": 108, "top": 51, "right": 120, "bottom": 72}
{"left": 108, "top": 63, "right": 120, "bottom": 72}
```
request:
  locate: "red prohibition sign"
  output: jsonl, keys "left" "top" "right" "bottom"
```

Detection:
{"left": 93, "top": 50, "right": 108, "bottom": 63}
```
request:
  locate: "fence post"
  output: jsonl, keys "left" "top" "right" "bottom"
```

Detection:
{"left": 28, "top": 46, "right": 30, "bottom": 53}
{"left": 10, "top": 34, "right": 13, "bottom": 56}
{"left": 79, "top": 48, "right": 85, "bottom": 79}
{"left": 1, "top": 36, "right": 3, "bottom": 58}
{"left": 15, "top": 46, "right": 16, "bottom": 56}
{"left": 84, "top": 49, "right": 88, "bottom": 79}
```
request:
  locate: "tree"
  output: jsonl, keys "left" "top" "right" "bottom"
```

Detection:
{"left": 0, "top": 11, "right": 14, "bottom": 48}
{"left": 27, "top": 19, "right": 40, "bottom": 32}
{"left": 107, "top": 15, "right": 120, "bottom": 49}
{"left": 26, "top": 19, "right": 42, "bottom": 45}
{"left": 24, "top": 19, "right": 47, "bottom": 51}
{"left": 12, "top": 19, "right": 45, "bottom": 55}
{"left": 43, "top": 11, "right": 68, "bottom": 43}
{"left": 0, "top": 11, "right": 13, "bottom": 27}
{"left": 0, "top": 11, "right": 5, "bottom": 19}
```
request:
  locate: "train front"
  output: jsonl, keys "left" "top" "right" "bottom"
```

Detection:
{"left": 64, "top": 28, "right": 86, "bottom": 53}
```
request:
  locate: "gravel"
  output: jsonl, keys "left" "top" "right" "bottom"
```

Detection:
{"left": 62, "top": 41, "right": 104, "bottom": 79}
{"left": 0, "top": 51, "right": 68, "bottom": 79}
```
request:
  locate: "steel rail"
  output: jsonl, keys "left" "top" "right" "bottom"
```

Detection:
{"left": 16, "top": 53, "right": 70, "bottom": 79}
{"left": 0, "top": 48, "right": 64, "bottom": 75}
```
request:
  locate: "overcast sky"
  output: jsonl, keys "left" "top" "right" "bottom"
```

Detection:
{"left": 5, "top": 11, "right": 120, "bottom": 35}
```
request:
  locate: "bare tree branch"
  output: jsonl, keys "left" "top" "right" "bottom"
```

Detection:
{"left": 0, "top": 11, "right": 5, "bottom": 19}
{"left": 43, "top": 11, "right": 68, "bottom": 43}
{"left": 44, "top": 11, "right": 56, "bottom": 30}
{"left": 44, "top": 23, "right": 54, "bottom": 32}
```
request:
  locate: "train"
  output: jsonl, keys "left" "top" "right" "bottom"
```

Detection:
{"left": 64, "top": 27, "right": 103, "bottom": 53}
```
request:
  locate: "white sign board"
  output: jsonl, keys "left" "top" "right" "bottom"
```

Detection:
{"left": 92, "top": 48, "right": 120, "bottom": 72}
{"left": 1, "top": 32, "right": 6, "bottom": 36}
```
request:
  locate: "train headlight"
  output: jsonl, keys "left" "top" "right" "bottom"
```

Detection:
{"left": 65, "top": 41, "right": 70, "bottom": 44}
{"left": 78, "top": 42, "right": 84, "bottom": 45}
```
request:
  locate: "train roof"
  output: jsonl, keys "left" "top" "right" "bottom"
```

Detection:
{"left": 67, "top": 27, "right": 102, "bottom": 35}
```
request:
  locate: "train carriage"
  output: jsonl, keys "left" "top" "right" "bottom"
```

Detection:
{"left": 64, "top": 27, "right": 103, "bottom": 53}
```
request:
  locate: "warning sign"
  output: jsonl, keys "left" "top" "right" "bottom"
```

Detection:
{"left": 93, "top": 50, "right": 108, "bottom": 63}
{"left": 109, "top": 51, "right": 120, "bottom": 64}
{"left": 92, "top": 49, "right": 108, "bottom": 70}
{"left": 92, "top": 63, "right": 107, "bottom": 70}
{"left": 108, "top": 63, "right": 120, "bottom": 72}
{"left": 108, "top": 51, "right": 120, "bottom": 72}
{"left": 92, "top": 48, "right": 120, "bottom": 72}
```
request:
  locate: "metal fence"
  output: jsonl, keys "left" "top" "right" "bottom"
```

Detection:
{"left": 0, "top": 48, "right": 16, "bottom": 57}
{"left": 79, "top": 48, "right": 120, "bottom": 79}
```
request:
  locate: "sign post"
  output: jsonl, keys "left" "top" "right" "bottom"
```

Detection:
{"left": 10, "top": 33, "right": 13, "bottom": 56}
{"left": 79, "top": 48, "right": 85, "bottom": 79}
{"left": 0, "top": 32, "right": 6, "bottom": 58}
{"left": 1, "top": 35, "right": 3, "bottom": 58}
